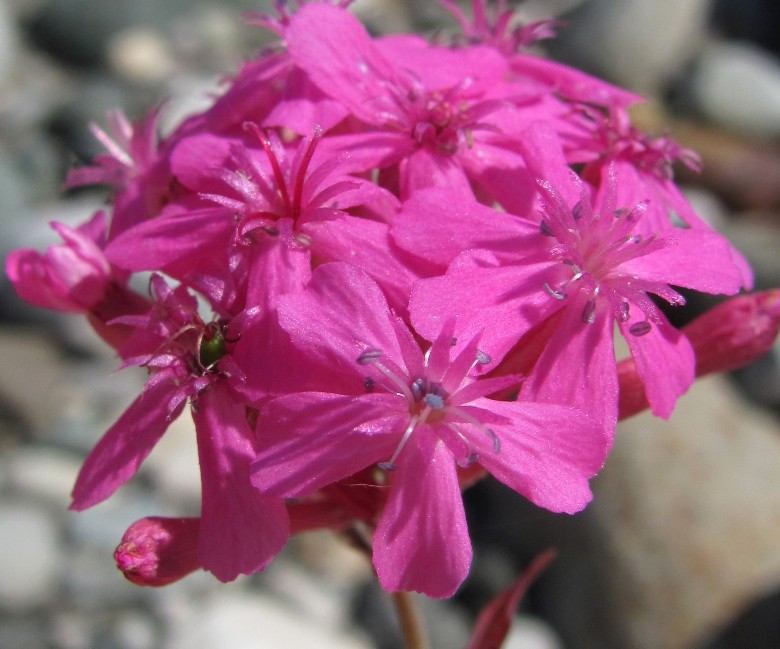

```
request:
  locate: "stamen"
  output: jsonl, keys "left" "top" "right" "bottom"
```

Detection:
{"left": 410, "top": 377, "right": 425, "bottom": 401}
{"left": 445, "top": 424, "right": 479, "bottom": 467}
{"left": 357, "top": 349, "right": 415, "bottom": 401}
{"left": 378, "top": 411, "right": 424, "bottom": 471}
{"left": 581, "top": 297, "right": 597, "bottom": 324}
{"left": 544, "top": 282, "right": 567, "bottom": 300}
{"left": 292, "top": 126, "right": 322, "bottom": 220}
{"left": 476, "top": 350, "right": 491, "bottom": 365}
{"left": 628, "top": 321, "right": 652, "bottom": 336}
{"left": 357, "top": 349, "right": 382, "bottom": 365}
{"left": 540, "top": 219, "right": 554, "bottom": 236}
{"left": 442, "top": 406, "right": 501, "bottom": 453}
{"left": 364, "top": 376, "right": 375, "bottom": 392}
{"left": 294, "top": 232, "right": 313, "bottom": 247}
{"left": 245, "top": 123, "right": 292, "bottom": 216}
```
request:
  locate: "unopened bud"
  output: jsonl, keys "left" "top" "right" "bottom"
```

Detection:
{"left": 619, "top": 290, "right": 780, "bottom": 419}
{"left": 115, "top": 517, "right": 201, "bottom": 587}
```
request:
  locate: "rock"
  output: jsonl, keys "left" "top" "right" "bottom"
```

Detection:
{"left": 144, "top": 414, "right": 201, "bottom": 507}
{"left": 691, "top": 41, "right": 780, "bottom": 139}
{"left": 0, "top": 328, "right": 74, "bottom": 436}
{"left": 164, "top": 590, "right": 372, "bottom": 649}
{"left": 550, "top": 0, "right": 712, "bottom": 95}
{"left": 504, "top": 614, "right": 565, "bottom": 649}
{"left": 593, "top": 374, "right": 780, "bottom": 649}
{"left": 5, "top": 446, "right": 82, "bottom": 508}
{"left": 0, "top": 500, "right": 61, "bottom": 609}
{"left": 0, "top": 1, "right": 20, "bottom": 89}
{"left": 107, "top": 27, "right": 178, "bottom": 86}
{"left": 722, "top": 213, "right": 780, "bottom": 288}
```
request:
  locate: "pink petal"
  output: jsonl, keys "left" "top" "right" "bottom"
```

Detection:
{"left": 306, "top": 216, "right": 421, "bottom": 316}
{"left": 244, "top": 237, "right": 312, "bottom": 315}
{"left": 409, "top": 251, "right": 553, "bottom": 366}
{"left": 252, "top": 392, "right": 402, "bottom": 498}
{"left": 104, "top": 207, "right": 232, "bottom": 272}
{"left": 624, "top": 228, "right": 744, "bottom": 296}
{"left": 521, "top": 292, "right": 619, "bottom": 432}
{"left": 399, "top": 148, "right": 472, "bottom": 199}
{"left": 277, "top": 262, "right": 407, "bottom": 376}
{"left": 518, "top": 122, "right": 581, "bottom": 208}
{"left": 391, "top": 188, "right": 533, "bottom": 271}
{"left": 373, "top": 429, "right": 472, "bottom": 597}
{"left": 193, "top": 383, "right": 289, "bottom": 581}
{"left": 286, "top": 3, "right": 396, "bottom": 125}
{"left": 464, "top": 400, "right": 608, "bottom": 514}
{"left": 618, "top": 312, "right": 695, "bottom": 419}
{"left": 71, "top": 374, "right": 183, "bottom": 510}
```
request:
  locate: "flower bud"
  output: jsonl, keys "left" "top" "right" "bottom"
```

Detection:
{"left": 114, "top": 517, "right": 201, "bottom": 587}
{"left": 619, "top": 290, "right": 780, "bottom": 419}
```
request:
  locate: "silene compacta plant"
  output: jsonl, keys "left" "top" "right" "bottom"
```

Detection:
{"left": 7, "top": 1, "right": 780, "bottom": 646}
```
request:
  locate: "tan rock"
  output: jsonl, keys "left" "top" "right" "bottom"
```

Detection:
{"left": 594, "top": 374, "right": 780, "bottom": 648}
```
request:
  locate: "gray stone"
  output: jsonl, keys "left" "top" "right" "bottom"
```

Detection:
{"left": 5, "top": 446, "right": 82, "bottom": 508}
{"left": 164, "top": 590, "right": 372, "bottom": 649}
{"left": 504, "top": 614, "right": 565, "bottom": 649}
{"left": 691, "top": 41, "right": 780, "bottom": 139}
{"left": 0, "top": 1, "right": 20, "bottom": 89}
{"left": 551, "top": 0, "right": 712, "bottom": 94}
{"left": 0, "top": 500, "right": 62, "bottom": 609}
{"left": 144, "top": 413, "right": 201, "bottom": 508}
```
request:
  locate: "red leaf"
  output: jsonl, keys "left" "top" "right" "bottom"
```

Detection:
{"left": 465, "top": 548, "right": 557, "bottom": 649}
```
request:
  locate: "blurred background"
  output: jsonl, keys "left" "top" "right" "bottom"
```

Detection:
{"left": 1, "top": 0, "right": 780, "bottom": 647}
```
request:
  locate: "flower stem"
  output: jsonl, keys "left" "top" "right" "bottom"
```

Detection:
{"left": 392, "top": 591, "right": 429, "bottom": 649}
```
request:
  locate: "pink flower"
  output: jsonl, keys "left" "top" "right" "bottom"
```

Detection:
{"left": 251, "top": 263, "right": 608, "bottom": 597}
{"left": 439, "top": 0, "right": 560, "bottom": 53}
{"left": 6, "top": 213, "right": 112, "bottom": 313}
{"left": 71, "top": 275, "right": 289, "bottom": 581}
{"left": 410, "top": 126, "right": 745, "bottom": 424}
{"left": 567, "top": 105, "right": 754, "bottom": 288}
{"left": 283, "top": 3, "right": 531, "bottom": 199}
{"left": 5, "top": 211, "right": 149, "bottom": 348}
{"left": 66, "top": 109, "right": 161, "bottom": 192}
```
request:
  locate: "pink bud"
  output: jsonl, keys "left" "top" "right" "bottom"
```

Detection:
{"left": 6, "top": 216, "right": 112, "bottom": 313}
{"left": 619, "top": 290, "right": 780, "bottom": 419}
{"left": 685, "top": 289, "right": 780, "bottom": 376}
{"left": 114, "top": 517, "right": 201, "bottom": 587}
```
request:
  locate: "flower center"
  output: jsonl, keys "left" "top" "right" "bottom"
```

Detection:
{"left": 356, "top": 345, "right": 500, "bottom": 471}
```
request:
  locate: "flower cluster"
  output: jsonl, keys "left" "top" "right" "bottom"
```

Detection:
{"left": 5, "top": 1, "right": 763, "bottom": 598}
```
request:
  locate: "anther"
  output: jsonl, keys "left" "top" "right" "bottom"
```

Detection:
{"left": 357, "top": 349, "right": 382, "bottom": 365}
{"left": 581, "top": 297, "right": 597, "bottom": 324}
{"left": 476, "top": 350, "right": 491, "bottom": 365}
{"left": 540, "top": 220, "right": 554, "bottom": 236}
{"left": 364, "top": 376, "right": 375, "bottom": 392}
{"left": 411, "top": 378, "right": 425, "bottom": 401}
{"left": 628, "top": 321, "right": 652, "bottom": 336}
